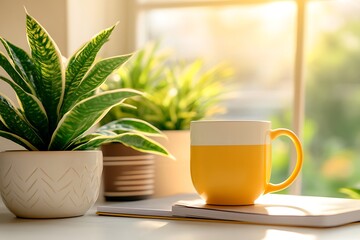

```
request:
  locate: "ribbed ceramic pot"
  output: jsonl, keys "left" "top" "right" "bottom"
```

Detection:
{"left": 101, "top": 143, "right": 154, "bottom": 201}
{"left": 0, "top": 150, "right": 102, "bottom": 218}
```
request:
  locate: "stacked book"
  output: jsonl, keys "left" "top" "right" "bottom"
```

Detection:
{"left": 97, "top": 193, "right": 360, "bottom": 227}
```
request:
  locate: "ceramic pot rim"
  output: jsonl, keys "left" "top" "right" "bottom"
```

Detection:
{"left": 0, "top": 150, "right": 101, "bottom": 153}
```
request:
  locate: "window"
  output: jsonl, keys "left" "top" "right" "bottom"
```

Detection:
{"left": 136, "top": 1, "right": 296, "bottom": 122}
{"left": 304, "top": 0, "right": 360, "bottom": 197}
{"left": 132, "top": 0, "right": 360, "bottom": 197}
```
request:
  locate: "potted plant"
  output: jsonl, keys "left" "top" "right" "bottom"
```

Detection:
{"left": 0, "top": 12, "right": 170, "bottom": 218}
{"left": 101, "top": 43, "right": 233, "bottom": 196}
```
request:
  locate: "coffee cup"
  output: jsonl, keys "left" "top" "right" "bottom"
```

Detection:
{"left": 190, "top": 120, "right": 303, "bottom": 205}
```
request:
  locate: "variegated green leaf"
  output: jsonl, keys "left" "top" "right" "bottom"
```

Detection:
{"left": 0, "top": 94, "right": 45, "bottom": 150}
{"left": 340, "top": 188, "right": 360, "bottom": 199}
{"left": 26, "top": 13, "right": 64, "bottom": 132}
{"left": 49, "top": 89, "right": 141, "bottom": 150}
{"left": 63, "top": 25, "right": 116, "bottom": 111}
{"left": 0, "top": 76, "right": 49, "bottom": 140}
{"left": 98, "top": 118, "right": 163, "bottom": 137}
{"left": 61, "top": 54, "right": 131, "bottom": 115}
{"left": 0, "top": 121, "right": 37, "bottom": 150}
{"left": 0, "top": 130, "right": 38, "bottom": 150}
{"left": 72, "top": 133, "right": 171, "bottom": 158}
{"left": 70, "top": 134, "right": 117, "bottom": 150}
{"left": 0, "top": 37, "right": 38, "bottom": 95}
{"left": 0, "top": 52, "right": 33, "bottom": 93}
{"left": 77, "top": 89, "right": 96, "bottom": 103}
{"left": 68, "top": 130, "right": 116, "bottom": 149}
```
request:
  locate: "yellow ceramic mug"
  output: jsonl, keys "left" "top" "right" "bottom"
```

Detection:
{"left": 190, "top": 120, "right": 303, "bottom": 205}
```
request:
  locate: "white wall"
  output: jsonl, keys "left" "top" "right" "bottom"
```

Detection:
{"left": 0, "top": 0, "right": 133, "bottom": 151}
{"left": 0, "top": 0, "right": 68, "bottom": 151}
{"left": 67, "top": 0, "right": 136, "bottom": 57}
{"left": 0, "top": 0, "right": 68, "bottom": 54}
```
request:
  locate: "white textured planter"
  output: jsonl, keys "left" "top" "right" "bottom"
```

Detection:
{"left": 0, "top": 150, "right": 102, "bottom": 218}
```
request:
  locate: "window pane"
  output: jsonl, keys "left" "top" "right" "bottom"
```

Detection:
{"left": 138, "top": 2, "right": 296, "bottom": 121}
{"left": 137, "top": 1, "right": 297, "bottom": 189}
{"left": 304, "top": 0, "right": 360, "bottom": 197}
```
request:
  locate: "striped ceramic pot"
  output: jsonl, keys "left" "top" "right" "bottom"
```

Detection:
{"left": 101, "top": 143, "right": 155, "bottom": 201}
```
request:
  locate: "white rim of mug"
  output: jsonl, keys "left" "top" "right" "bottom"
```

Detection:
{"left": 191, "top": 120, "right": 271, "bottom": 124}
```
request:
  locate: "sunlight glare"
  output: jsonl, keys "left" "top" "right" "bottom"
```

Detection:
{"left": 260, "top": 2, "right": 296, "bottom": 34}
{"left": 136, "top": 220, "right": 169, "bottom": 230}
{"left": 263, "top": 229, "right": 316, "bottom": 240}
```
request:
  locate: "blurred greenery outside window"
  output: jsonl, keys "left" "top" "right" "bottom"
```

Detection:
{"left": 133, "top": 0, "right": 360, "bottom": 198}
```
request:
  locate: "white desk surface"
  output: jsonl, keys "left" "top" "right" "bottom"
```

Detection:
{"left": 1, "top": 199, "right": 360, "bottom": 240}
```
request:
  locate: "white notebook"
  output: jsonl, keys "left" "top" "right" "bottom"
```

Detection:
{"left": 97, "top": 194, "right": 360, "bottom": 227}
{"left": 97, "top": 194, "right": 197, "bottom": 217}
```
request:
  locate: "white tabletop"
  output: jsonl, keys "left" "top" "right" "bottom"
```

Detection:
{"left": 1, "top": 199, "right": 360, "bottom": 240}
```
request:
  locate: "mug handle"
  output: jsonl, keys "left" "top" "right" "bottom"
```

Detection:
{"left": 264, "top": 128, "right": 303, "bottom": 194}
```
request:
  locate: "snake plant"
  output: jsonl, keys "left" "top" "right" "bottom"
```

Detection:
{"left": 0, "top": 12, "right": 170, "bottom": 157}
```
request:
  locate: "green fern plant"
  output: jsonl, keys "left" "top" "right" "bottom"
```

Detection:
{"left": 100, "top": 43, "right": 234, "bottom": 130}
{"left": 0, "top": 12, "right": 170, "bottom": 157}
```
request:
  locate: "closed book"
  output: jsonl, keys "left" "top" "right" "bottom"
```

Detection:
{"left": 172, "top": 194, "right": 360, "bottom": 227}
{"left": 97, "top": 194, "right": 360, "bottom": 227}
